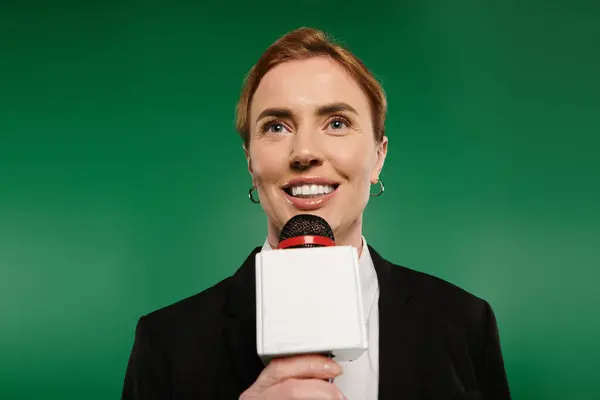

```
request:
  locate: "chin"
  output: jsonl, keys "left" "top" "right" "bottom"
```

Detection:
{"left": 287, "top": 206, "right": 328, "bottom": 219}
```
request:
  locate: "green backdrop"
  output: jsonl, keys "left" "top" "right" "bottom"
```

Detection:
{"left": 1, "top": 1, "right": 598, "bottom": 399}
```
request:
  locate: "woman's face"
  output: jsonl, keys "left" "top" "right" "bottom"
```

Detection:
{"left": 246, "top": 56, "right": 387, "bottom": 246}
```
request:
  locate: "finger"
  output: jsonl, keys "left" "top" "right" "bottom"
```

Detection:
{"left": 268, "top": 378, "right": 345, "bottom": 400}
{"left": 255, "top": 355, "right": 342, "bottom": 390}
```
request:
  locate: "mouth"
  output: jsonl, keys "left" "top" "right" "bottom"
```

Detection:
{"left": 283, "top": 183, "right": 340, "bottom": 198}
{"left": 281, "top": 178, "right": 340, "bottom": 211}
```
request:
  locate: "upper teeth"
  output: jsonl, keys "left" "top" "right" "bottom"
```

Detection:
{"left": 290, "top": 184, "right": 335, "bottom": 196}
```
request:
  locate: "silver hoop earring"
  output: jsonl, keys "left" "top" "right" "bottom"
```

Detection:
{"left": 370, "top": 180, "right": 384, "bottom": 197}
{"left": 248, "top": 186, "right": 260, "bottom": 203}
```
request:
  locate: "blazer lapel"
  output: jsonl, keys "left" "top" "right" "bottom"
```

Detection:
{"left": 223, "top": 247, "right": 265, "bottom": 394}
{"left": 368, "top": 245, "right": 419, "bottom": 399}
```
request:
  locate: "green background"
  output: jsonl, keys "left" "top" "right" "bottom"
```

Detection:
{"left": 1, "top": 1, "right": 598, "bottom": 398}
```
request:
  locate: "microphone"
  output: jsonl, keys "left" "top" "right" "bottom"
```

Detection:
{"left": 277, "top": 214, "right": 336, "bottom": 249}
{"left": 255, "top": 214, "right": 368, "bottom": 366}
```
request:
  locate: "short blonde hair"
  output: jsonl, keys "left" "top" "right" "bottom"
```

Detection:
{"left": 235, "top": 27, "right": 387, "bottom": 147}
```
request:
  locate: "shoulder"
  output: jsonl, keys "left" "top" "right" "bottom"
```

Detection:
{"left": 370, "top": 244, "right": 488, "bottom": 316}
{"left": 379, "top": 251, "right": 493, "bottom": 332}
{"left": 382, "top": 259, "right": 510, "bottom": 394}
{"left": 135, "top": 246, "right": 260, "bottom": 341}
{"left": 136, "top": 276, "right": 233, "bottom": 344}
{"left": 373, "top": 251, "right": 510, "bottom": 394}
{"left": 385, "top": 259, "right": 500, "bottom": 359}
{"left": 396, "top": 262, "right": 487, "bottom": 313}
{"left": 123, "top": 272, "right": 247, "bottom": 397}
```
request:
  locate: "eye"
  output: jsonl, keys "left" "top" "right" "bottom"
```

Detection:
{"left": 262, "top": 120, "right": 291, "bottom": 134}
{"left": 327, "top": 116, "right": 351, "bottom": 131}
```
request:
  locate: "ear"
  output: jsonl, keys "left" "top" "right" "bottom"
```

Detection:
{"left": 370, "top": 136, "right": 388, "bottom": 184}
{"left": 243, "top": 144, "right": 254, "bottom": 175}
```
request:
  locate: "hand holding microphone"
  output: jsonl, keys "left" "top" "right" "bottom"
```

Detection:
{"left": 242, "top": 214, "right": 367, "bottom": 399}
{"left": 239, "top": 354, "right": 344, "bottom": 399}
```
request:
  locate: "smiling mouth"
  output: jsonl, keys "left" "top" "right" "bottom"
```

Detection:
{"left": 283, "top": 183, "right": 340, "bottom": 198}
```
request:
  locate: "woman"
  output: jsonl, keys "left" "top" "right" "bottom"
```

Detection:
{"left": 122, "top": 27, "right": 510, "bottom": 399}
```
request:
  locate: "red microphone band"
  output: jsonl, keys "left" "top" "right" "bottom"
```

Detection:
{"left": 277, "top": 235, "right": 336, "bottom": 249}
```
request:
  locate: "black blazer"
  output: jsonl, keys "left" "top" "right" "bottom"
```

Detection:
{"left": 122, "top": 245, "right": 511, "bottom": 399}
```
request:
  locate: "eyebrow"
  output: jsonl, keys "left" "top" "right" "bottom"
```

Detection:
{"left": 316, "top": 102, "right": 358, "bottom": 116}
{"left": 255, "top": 102, "right": 358, "bottom": 123}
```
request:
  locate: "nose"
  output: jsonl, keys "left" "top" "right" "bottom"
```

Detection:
{"left": 289, "top": 130, "right": 324, "bottom": 171}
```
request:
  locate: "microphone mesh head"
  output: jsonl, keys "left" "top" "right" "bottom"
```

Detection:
{"left": 278, "top": 214, "right": 335, "bottom": 248}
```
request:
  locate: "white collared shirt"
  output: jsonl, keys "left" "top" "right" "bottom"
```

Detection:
{"left": 260, "top": 237, "right": 380, "bottom": 400}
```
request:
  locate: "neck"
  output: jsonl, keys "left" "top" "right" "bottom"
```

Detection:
{"left": 267, "top": 217, "right": 364, "bottom": 257}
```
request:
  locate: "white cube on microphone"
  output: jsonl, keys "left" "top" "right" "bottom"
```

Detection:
{"left": 255, "top": 245, "right": 368, "bottom": 363}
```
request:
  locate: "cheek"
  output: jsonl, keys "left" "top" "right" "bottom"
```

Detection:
{"left": 328, "top": 142, "right": 375, "bottom": 183}
{"left": 250, "top": 146, "right": 286, "bottom": 183}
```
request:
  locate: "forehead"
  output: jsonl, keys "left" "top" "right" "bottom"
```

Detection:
{"left": 250, "top": 56, "right": 371, "bottom": 118}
